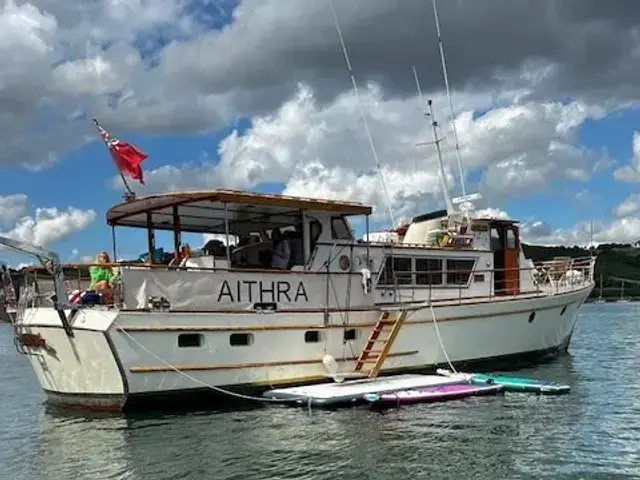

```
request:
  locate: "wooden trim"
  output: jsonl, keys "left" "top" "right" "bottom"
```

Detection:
{"left": 114, "top": 288, "right": 551, "bottom": 316}
{"left": 316, "top": 241, "right": 491, "bottom": 253}
{"left": 106, "top": 190, "right": 372, "bottom": 226}
{"left": 115, "top": 298, "right": 578, "bottom": 333}
{"left": 119, "top": 306, "right": 375, "bottom": 314}
{"left": 128, "top": 350, "right": 418, "bottom": 373}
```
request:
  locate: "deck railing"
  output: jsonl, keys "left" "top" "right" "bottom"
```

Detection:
{"left": 12, "top": 255, "right": 596, "bottom": 310}
{"left": 383, "top": 255, "right": 596, "bottom": 305}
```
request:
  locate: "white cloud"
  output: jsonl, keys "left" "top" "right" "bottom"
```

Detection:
{"left": 613, "top": 131, "right": 640, "bottom": 183}
{"left": 1, "top": 0, "right": 639, "bottom": 174}
{"left": 52, "top": 47, "right": 141, "bottom": 97}
{"left": 520, "top": 217, "right": 640, "bottom": 248}
{"left": 3, "top": 207, "right": 96, "bottom": 247}
{"left": 123, "top": 83, "right": 606, "bottom": 226}
{"left": 473, "top": 208, "right": 510, "bottom": 220}
{"left": 0, "top": 194, "right": 28, "bottom": 224}
{"left": 613, "top": 193, "right": 640, "bottom": 218}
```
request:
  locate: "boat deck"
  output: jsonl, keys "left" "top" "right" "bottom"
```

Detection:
{"left": 263, "top": 374, "right": 464, "bottom": 407}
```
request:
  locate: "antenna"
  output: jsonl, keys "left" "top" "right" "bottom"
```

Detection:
{"left": 328, "top": 0, "right": 396, "bottom": 228}
{"left": 413, "top": 66, "right": 454, "bottom": 214}
{"left": 430, "top": 0, "right": 481, "bottom": 222}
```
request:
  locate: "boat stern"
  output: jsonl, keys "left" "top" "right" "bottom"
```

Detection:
{"left": 15, "top": 307, "right": 127, "bottom": 412}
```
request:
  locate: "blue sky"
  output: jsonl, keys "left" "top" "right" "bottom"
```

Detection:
{"left": 2, "top": 0, "right": 640, "bottom": 267}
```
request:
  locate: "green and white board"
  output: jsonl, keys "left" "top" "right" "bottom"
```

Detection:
{"left": 436, "top": 369, "right": 570, "bottom": 395}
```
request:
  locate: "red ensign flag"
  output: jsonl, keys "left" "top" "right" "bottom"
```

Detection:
{"left": 93, "top": 119, "right": 147, "bottom": 184}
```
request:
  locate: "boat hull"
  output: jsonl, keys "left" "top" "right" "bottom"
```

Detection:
{"left": 17, "top": 284, "right": 592, "bottom": 413}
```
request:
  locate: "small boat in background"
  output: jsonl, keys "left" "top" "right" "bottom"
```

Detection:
{"left": 363, "top": 382, "right": 504, "bottom": 405}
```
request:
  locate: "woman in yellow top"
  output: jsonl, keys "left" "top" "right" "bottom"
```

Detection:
{"left": 89, "top": 251, "right": 115, "bottom": 290}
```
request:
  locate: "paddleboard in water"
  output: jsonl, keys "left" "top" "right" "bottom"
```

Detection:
{"left": 468, "top": 373, "right": 570, "bottom": 394}
{"left": 363, "top": 383, "right": 504, "bottom": 405}
{"left": 434, "top": 369, "right": 570, "bottom": 395}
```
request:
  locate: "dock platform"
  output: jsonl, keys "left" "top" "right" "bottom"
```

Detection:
{"left": 262, "top": 374, "right": 465, "bottom": 407}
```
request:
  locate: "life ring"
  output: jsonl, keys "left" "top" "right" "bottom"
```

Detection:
{"left": 439, "top": 233, "right": 450, "bottom": 247}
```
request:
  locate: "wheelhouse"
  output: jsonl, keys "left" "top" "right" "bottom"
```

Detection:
{"left": 105, "top": 189, "right": 373, "bottom": 272}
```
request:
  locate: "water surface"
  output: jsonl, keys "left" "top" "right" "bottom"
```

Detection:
{"left": 1, "top": 304, "right": 638, "bottom": 479}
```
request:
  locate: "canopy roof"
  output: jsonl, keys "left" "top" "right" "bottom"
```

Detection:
{"left": 106, "top": 189, "right": 372, "bottom": 233}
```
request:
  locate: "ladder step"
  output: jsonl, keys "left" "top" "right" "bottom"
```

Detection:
{"left": 353, "top": 309, "right": 409, "bottom": 379}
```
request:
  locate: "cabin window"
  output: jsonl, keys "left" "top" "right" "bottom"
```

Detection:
{"left": 506, "top": 228, "right": 517, "bottom": 249}
{"left": 309, "top": 218, "right": 323, "bottom": 254}
{"left": 393, "top": 258, "right": 412, "bottom": 284}
{"left": 178, "top": 333, "right": 203, "bottom": 348}
{"left": 305, "top": 331, "right": 322, "bottom": 343}
{"left": 378, "top": 256, "right": 412, "bottom": 285}
{"left": 446, "top": 259, "right": 475, "bottom": 285}
{"left": 331, "top": 216, "right": 353, "bottom": 240}
{"left": 378, "top": 257, "right": 393, "bottom": 285}
{"left": 343, "top": 329, "right": 357, "bottom": 341}
{"left": 415, "top": 258, "right": 443, "bottom": 285}
{"left": 230, "top": 333, "right": 254, "bottom": 347}
{"left": 490, "top": 228, "right": 502, "bottom": 251}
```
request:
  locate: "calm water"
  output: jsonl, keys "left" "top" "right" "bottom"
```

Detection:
{"left": 1, "top": 304, "right": 639, "bottom": 480}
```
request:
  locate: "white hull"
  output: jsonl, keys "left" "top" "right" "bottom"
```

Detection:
{"left": 16, "top": 283, "right": 592, "bottom": 411}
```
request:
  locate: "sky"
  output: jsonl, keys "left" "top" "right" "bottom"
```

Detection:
{"left": 3, "top": 0, "right": 640, "bottom": 267}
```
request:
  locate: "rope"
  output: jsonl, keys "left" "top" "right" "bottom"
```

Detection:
{"left": 328, "top": 0, "right": 396, "bottom": 228}
{"left": 428, "top": 302, "right": 457, "bottom": 374}
{"left": 114, "top": 325, "right": 310, "bottom": 405}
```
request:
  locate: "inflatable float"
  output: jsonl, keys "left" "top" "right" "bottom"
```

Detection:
{"left": 363, "top": 382, "right": 504, "bottom": 405}
{"left": 436, "top": 369, "right": 571, "bottom": 395}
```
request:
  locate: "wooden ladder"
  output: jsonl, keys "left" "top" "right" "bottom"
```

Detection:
{"left": 353, "top": 309, "right": 409, "bottom": 379}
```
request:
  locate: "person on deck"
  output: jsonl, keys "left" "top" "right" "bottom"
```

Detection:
{"left": 270, "top": 229, "right": 291, "bottom": 269}
{"left": 90, "top": 251, "right": 115, "bottom": 290}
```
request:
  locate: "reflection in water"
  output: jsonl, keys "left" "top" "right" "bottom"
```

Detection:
{"left": 2, "top": 306, "right": 640, "bottom": 480}
{"left": 35, "top": 411, "right": 132, "bottom": 480}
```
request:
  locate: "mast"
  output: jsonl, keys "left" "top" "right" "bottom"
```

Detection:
{"left": 431, "top": 0, "right": 466, "bottom": 200}
{"left": 429, "top": 0, "right": 482, "bottom": 222}
{"left": 413, "top": 67, "right": 454, "bottom": 214}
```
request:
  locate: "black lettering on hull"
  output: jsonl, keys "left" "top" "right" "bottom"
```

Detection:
{"left": 216, "top": 280, "right": 309, "bottom": 303}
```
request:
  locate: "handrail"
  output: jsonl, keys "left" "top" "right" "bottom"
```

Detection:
{"left": 15, "top": 255, "right": 596, "bottom": 275}
{"left": 13, "top": 254, "right": 596, "bottom": 310}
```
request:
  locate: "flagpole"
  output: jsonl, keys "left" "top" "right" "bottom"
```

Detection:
{"left": 92, "top": 119, "right": 136, "bottom": 202}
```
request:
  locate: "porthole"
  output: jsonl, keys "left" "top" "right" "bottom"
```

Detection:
{"left": 560, "top": 305, "right": 567, "bottom": 316}
{"left": 230, "top": 333, "right": 254, "bottom": 347}
{"left": 178, "top": 333, "right": 203, "bottom": 348}
{"left": 343, "top": 329, "right": 357, "bottom": 342}
{"left": 305, "top": 331, "right": 322, "bottom": 343}
{"left": 528, "top": 312, "right": 536, "bottom": 323}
